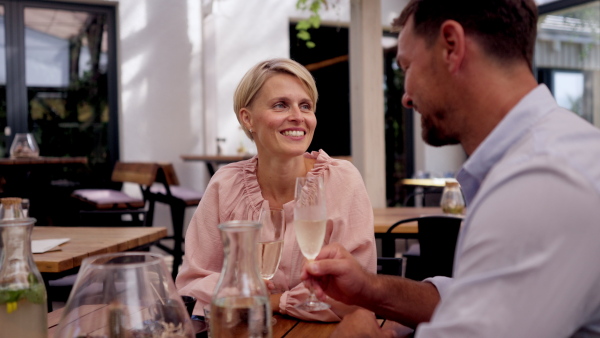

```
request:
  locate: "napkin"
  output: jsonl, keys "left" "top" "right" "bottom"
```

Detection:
{"left": 32, "top": 238, "right": 70, "bottom": 254}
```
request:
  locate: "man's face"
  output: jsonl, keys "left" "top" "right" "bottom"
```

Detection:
{"left": 396, "top": 17, "right": 460, "bottom": 147}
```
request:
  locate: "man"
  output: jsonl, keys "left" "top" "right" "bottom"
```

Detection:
{"left": 302, "top": 0, "right": 600, "bottom": 337}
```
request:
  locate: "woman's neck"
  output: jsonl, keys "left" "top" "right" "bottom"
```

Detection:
{"left": 256, "top": 154, "right": 315, "bottom": 209}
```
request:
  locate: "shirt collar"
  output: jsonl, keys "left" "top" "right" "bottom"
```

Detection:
{"left": 457, "top": 84, "right": 558, "bottom": 204}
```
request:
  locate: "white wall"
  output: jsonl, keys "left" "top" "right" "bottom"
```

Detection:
{"left": 101, "top": 0, "right": 205, "bottom": 233}
{"left": 413, "top": 111, "right": 467, "bottom": 177}
{"left": 207, "top": 0, "right": 294, "bottom": 156}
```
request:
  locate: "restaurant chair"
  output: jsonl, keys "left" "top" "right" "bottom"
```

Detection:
{"left": 403, "top": 187, "right": 443, "bottom": 207}
{"left": 71, "top": 162, "right": 159, "bottom": 226}
{"left": 145, "top": 163, "right": 203, "bottom": 279}
{"left": 377, "top": 257, "right": 404, "bottom": 276}
{"left": 382, "top": 215, "right": 462, "bottom": 280}
{"left": 51, "top": 163, "right": 160, "bottom": 309}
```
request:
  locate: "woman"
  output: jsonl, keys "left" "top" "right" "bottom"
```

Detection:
{"left": 176, "top": 58, "right": 376, "bottom": 322}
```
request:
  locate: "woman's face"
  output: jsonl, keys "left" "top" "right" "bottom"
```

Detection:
{"left": 241, "top": 73, "right": 316, "bottom": 159}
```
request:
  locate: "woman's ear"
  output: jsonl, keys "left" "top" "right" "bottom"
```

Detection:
{"left": 240, "top": 108, "right": 253, "bottom": 132}
{"left": 439, "top": 20, "right": 465, "bottom": 74}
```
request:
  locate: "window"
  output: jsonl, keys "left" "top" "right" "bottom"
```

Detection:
{"left": 536, "top": 0, "right": 600, "bottom": 125}
{"left": 0, "top": 0, "right": 118, "bottom": 179}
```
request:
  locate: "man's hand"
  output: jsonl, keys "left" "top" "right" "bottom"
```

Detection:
{"left": 301, "top": 243, "right": 375, "bottom": 307}
{"left": 331, "top": 309, "right": 397, "bottom": 338}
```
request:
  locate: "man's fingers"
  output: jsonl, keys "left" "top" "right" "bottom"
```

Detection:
{"left": 306, "top": 259, "right": 351, "bottom": 277}
{"left": 315, "top": 242, "right": 350, "bottom": 261}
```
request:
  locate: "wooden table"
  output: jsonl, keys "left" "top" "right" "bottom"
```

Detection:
{"left": 48, "top": 310, "right": 413, "bottom": 338}
{"left": 373, "top": 207, "right": 444, "bottom": 235}
{"left": 33, "top": 226, "right": 167, "bottom": 312}
{"left": 33, "top": 226, "right": 167, "bottom": 274}
{"left": 181, "top": 154, "right": 253, "bottom": 176}
{"left": 0, "top": 156, "right": 88, "bottom": 166}
{"left": 400, "top": 178, "right": 456, "bottom": 188}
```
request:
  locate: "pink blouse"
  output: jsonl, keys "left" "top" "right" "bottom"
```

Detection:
{"left": 176, "top": 150, "right": 376, "bottom": 322}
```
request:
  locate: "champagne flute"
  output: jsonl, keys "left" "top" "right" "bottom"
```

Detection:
{"left": 258, "top": 208, "right": 285, "bottom": 325}
{"left": 293, "top": 176, "right": 330, "bottom": 311}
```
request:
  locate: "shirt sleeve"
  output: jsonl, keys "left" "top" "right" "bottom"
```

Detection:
{"left": 277, "top": 159, "right": 378, "bottom": 321}
{"left": 416, "top": 161, "right": 600, "bottom": 337}
{"left": 422, "top": 276, "right": 453, "bottom": 300}
{"left": 175, "top": 176, "right": 224, "bottom": 316}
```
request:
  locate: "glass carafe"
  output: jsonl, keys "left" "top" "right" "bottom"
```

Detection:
{"left": 9, "top": 133, "right": 40, "bottom": 158}
{"left": 0, "top": 217, "right": 48, "bottom": 338}
{"left": 54, "top": 252, "right": 194, "bottom": 337}
{"left": 211, "top": 221, "right": 271, "bottom": 338}
{"left": 0, "top": 197, "right": 26, "bottom": 220}
{"left": 440, "top": 181, "right": 466, "bottom": 215}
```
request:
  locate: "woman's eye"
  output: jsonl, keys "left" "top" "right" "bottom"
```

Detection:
{"left": 273, "top": 103, "right": 286, "bottom": 109}
{"left": 300, "top": 103, "right": 312, "bottom": 111}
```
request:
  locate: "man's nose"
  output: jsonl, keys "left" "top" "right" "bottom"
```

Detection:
{"left": 402, "top": 93, "right": 414, "bottom": 109}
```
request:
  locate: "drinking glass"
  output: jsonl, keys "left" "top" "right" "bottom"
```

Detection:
{"left": 54, "top": 252, "right": 194, "bottom": 338}
{"left": 258, "top": 207, "right": 285, "bottom": 325}
{"left": 293, "top": 176, "right": 330, "bottom": 311}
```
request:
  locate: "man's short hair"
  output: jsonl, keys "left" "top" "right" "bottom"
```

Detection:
{"left": 394, "top": 0, "right": 538, "bottom": 69}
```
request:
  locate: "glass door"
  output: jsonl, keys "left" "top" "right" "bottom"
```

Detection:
{"left": 0, "top": 5, "right": 7, "bottom": 156}
{"left": 24, "top": 7, "right": 110, "bottom": 164}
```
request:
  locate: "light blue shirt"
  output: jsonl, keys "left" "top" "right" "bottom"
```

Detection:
{"left": 419, "top": 85, "right": 600, "bottom": 337}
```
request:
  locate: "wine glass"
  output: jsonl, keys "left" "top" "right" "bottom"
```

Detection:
{"left": 258, "top": 207, "right": 285, "bottom": 325}
{"left": 293, "top": 176, "right": 330, "bottom": 311}
{"left": 54, "top": 252, "right": 194, "bottom": 338}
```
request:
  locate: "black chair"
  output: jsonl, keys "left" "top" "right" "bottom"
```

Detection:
{"left": 381, "top": 215, "right": 462, "bottom": 280}
{"left": 377, "top": 257, "right": 404, "bottom": 276}
{"left": 145, "top": 163, "right": 203, "bottom": 279}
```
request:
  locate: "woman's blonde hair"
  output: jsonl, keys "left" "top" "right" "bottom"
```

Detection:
{"left": 233, "top": 58, "right": 318, "bottom": 140}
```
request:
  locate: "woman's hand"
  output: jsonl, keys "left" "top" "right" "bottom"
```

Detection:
{"left": 270, "top": 293, "right": 282, "bottom": 314}
{"left": 264, "top": 279, "right": 276, "bottom": 292}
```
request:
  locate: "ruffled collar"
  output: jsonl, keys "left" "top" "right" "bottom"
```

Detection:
{"left": 241, "top": 149, "right": 332, "bottom": 212}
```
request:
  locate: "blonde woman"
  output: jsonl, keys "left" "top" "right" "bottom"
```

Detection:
{"left": 176, "top": 58, "right": 376, "bottom": 322}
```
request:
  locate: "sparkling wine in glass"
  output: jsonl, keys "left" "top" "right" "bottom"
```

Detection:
{"left": 258, "top": 208, "right": 285, "bottom": 280}
{"left": 258, "top": 208, "right": 285, "bottom": 325}
{"left": 293, "top": 176, "right": 330, "bottom": 311}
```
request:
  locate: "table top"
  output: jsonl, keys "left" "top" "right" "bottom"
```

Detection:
{"left": 33, "top": 226, "right": 167, "bottom": 273}
{"left": 0, "top": 156, "right": 88, "bottom": 165}
{"left": 181, "top": 154, "right": 253, "bottom": 163}
{"left": 48, "top": 309, "right": 412, "bottom": 338}
{"left": 401, "top": 178, "right": 456, "bottom": 188}
{"left": 373, "top": 207, "right": 444, "bottom": 233}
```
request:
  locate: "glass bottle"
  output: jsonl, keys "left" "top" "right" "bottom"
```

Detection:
{"left": 211, "top": 221, "right": 271, "bottom": 338}
{"left": 0, "top": 199, "right": 47, "bottom": 338}
{"left": 440, "top": 181, "right": 466, "bottom": 215}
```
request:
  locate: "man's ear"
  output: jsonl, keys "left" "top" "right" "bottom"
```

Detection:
{"left": 439, "top": 20, "right": 465, "bottom": 73}
{"left": 240, "top": 108, "right": 253, "bottom": 131}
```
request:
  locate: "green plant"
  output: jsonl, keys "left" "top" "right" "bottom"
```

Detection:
{"left": 295, "top": 0, "right": 328, "bottom": 48}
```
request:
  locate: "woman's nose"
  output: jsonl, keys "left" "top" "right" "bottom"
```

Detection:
{"left": 289, "top": 105, "right": 304, "bottom": 122}
{"left": 402, "top": 93, "right": 414, "bottom": 109}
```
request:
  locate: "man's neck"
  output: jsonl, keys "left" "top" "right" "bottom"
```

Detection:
{"left": 458, "top": 62, "right": 538, "bottom": 155}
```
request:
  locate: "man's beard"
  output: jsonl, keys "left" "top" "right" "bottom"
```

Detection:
{"left": 421, "top": 114, "right": 460, "bottom": 147}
